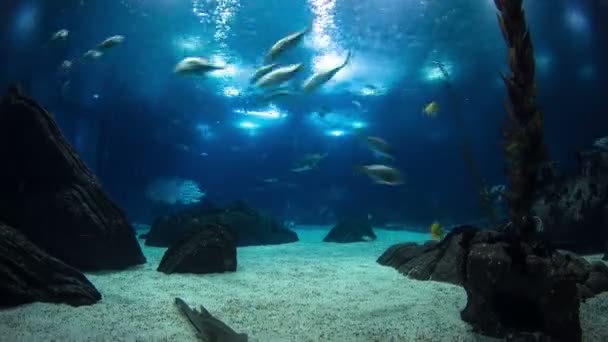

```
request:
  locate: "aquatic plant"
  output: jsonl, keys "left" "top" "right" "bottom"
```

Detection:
{"left": 495, "top": 0, "right": 547, "bottom": 240}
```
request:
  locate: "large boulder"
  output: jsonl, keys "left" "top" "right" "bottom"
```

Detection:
{"left": 0, "top": 86, "right": 145, "bottom": 271}
{"left": 146, "top": 202, "right": 298, "bottom": 247}
{"left": 379, "top": 227, "right": 608, "bottom": 341}
{"left": 323, "top": 217, "right": 376, "bottom": 243}
{"left": 532, "top": 148, "right": 608, "bottom": 254}
{"left": 158, "top": 224, "right": 237, "bottom": 275}
{"left": 0, "top": 222, "right": 101, "bottom": 307}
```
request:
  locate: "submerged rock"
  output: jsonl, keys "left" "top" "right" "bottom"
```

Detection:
{"left": 0, "top": 86, "right": 145, "bottom": 271}
{"left": 379, "top": 227, "right": 608, "bottom": 341}
{"left": 532, "top": 148, "right": 608, "bottom": 254}
{"left": 146, "top": 202, "right": 298, "bottom": 247}
{"left": 158, "top": 224, "right": 237, "bottom": 274}
{"left": 0, "top": 222, "right": 101, "bottom": 307}
{"left": 323, "top": 217, "right": 376, "bottom": 243}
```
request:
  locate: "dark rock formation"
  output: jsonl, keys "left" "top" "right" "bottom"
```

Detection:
{"left": 377, "top": 226, "right": 477, "bottom": 285}
{"left": 533, "top": 148, "right": 608, "bottom": 254}
{"left": 158, "top": 224, "right": 237, "bottom": 274}
{"left": 379, "top": 227, "right": 608, "bottom": 341}
{"left": 146, "top": 202, "right": 298, "bottom": 247}
{"left": 0, "top": 86, "right": 145, "bottom": 271}
{"left": 323, "top": 217, "right": 376, "bottom": 243}
{"left": 0, "top": 222, "right": 101, "bottom": 307}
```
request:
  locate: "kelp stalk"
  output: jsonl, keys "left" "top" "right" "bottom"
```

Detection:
{"left": 495, "top": 0, "right": 546, "bottom": 240}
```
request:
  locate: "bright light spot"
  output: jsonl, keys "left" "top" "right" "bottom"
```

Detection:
{"left": 235, "top": 104, "right": 287, "bottom": 120}
{"left": 361, "top": 88, "right": 376, "bottom": 96}
{"left": 93, "top": 94, "right": 100, "bottom": 99}
{"left": 308, "top": 0, "right": 337, "bottom": 50}
{"left": 238, "top": 121, "right": 259, "bottom": 130}
{"left": 222, "top": 86, "right": 240, "bottom": 97}
{"left": 173, "top": 36, "right": 202, "bottom": 52}
{"left": 351, "top": 121, "right": 366, "bottom": 129}
{"left": 208, "top": 54, "right": 238, "bottom": 78}
{"left": 327, "top": 129, "right": 345, "bottom": 137}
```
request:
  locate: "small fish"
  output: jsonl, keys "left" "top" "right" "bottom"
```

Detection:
{"left": 291, "top": 153, "right": 327, "bottom": 172}
{"left": 259, "top": 88, "right": 294, "bottom": 101}
{"left": 255, "top": 63, "right": 303, "bottom": 88}
{"left": 423, "top": 101, "right": 440, "bottom": 118}
{"left": 83, "top": 49, "right": 103, "bottom": 60}
{"left": 302, "top": 51, "right": 351, "bottom": 93}
{"left": 250, "top": 64, "right": 278, "bottom": 84}
{"left": 352, "top": 100, "right": 362, "bottom": 108}
{"left": 593, "top": 136, "right": 608, "bottom": 150}
{"left": 365, "top": 136, "right": 393, "bottom": 158}
{"left": 97, "top": 35, "right": 125, "bottom": 50}
{"left": 60, "top": 60, "right": 73, "bottom": 71}
{"left": 266, "top": 27, "right": 310, "bottom": 61}
{"left": 50, "top": 29, "right": 69, "bottom": 42}
{"left": 262, "top": 178, "right": 279, "bottom": 183}
{"left": 355, "top": 164, "right": 404, "bottom": 186}
{"left": 174, "top": 57, "right": 225, "bottom": 76}
{"left": 430, "top": 221, "right": 444, "bottom": 240}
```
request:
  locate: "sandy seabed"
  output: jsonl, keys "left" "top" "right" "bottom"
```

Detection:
{"left": 1, "top": 226, "right": 607, "bottom": 342}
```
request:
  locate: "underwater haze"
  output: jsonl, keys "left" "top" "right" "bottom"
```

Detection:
{"left": 4, "top": 0, "right": 608, "bottom": 341}
{"left": 2, "top": 0, "right": 608, "bottom": 226}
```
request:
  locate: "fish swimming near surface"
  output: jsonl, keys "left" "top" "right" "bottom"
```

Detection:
{"left": 49, "top": 29, "right": 69, "bottom": 42}
{"left": 355, "top": 164, "right": 404, "bottom": 186}
{"left": 255, "top": 63, "right": 303, "bottom": 88}
{"left": 258, "top": 88, "right": 294, "bottom": 102}
{"left": 82, "top": 49, "right": 103, "bottom": 60}
{"left": 265, "top": 26, "right": 310, "bottom": 61}
{"left": 174, "top": 57, "right": 226, "bottom": 76}
{"left": 250, "top": 63, "right": 278, "bottom": 84}
{"left": 97, "top": 35, "right": 125, "bottom": 50}
{"left": 174, "top": 297, "right": 248, "bottom": 342}
{"left": 423, "top": 101, "right": 440, "bottom": 118}
{"left": 302, "top": 51, "right": 352, "bottom": 93}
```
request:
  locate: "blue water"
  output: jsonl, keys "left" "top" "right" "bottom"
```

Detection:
{"left": 2, "top": 0, "right": 607, "bottom": 226}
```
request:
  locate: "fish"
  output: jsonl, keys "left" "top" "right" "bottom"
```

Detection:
{"left": 291, "top": 152, "right": 327, "bottom": 172}
{"left": 593, "top": 136, "right": 608, "bottom": 150}
{"left": 250, "top": 64, "right": 278, "bottom": 84}
{"left": 262, "top": 178, "right": 279, "bottom": 183}
{"left": 50, "top": 29, "right": 69, "bottom": 42}
{"left": 430, "top": 222, "right": 444, "bottom": 240}
{"left": 82, "top": 49, "right": 103, "bottom": 60}
{"left": 174, "top": 57, "right": 225, "bottom": 76}
{"left": 97, "top": 35, "right": 125, "bottom": 50}
{"left": 355, "top": 164, "right": 404, "bottom": 186}
{"left": 259, "top": 88, "right": 294, "bottom": 101}
{"left": 174, "top": 297, "right": 248, "bottom": 342}
{"left": 302, "top": 51, "right": 351, "bottom": 93}
{"left": 60, "top": 60, "right": 73, "bottom": 71}
{"left": 255, "top": 63, "right": 303, "bottom": 88}
{"left": 365, "top": 136, "right": 393, "bottom": 158}
{"left": 423, "top": 101, "right": 440, "bottom": 118}
{"left": 265, "top": 27, "right": 310, "bottom": 61}
{"left": 317, "top": 106, "right": 331, "bottom": 118}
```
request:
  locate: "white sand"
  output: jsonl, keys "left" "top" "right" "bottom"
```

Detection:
{"left": 1, "top": 226, "right": 607, "bottom": 341}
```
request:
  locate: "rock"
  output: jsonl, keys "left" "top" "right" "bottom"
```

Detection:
{"left": 146, "top": 201, "right": 298, "bottom": 247}
{"left": 532, "top": 148, "right": 608, "bottom": 254}
{"left": 158, "top": 224, "right": 237, "bottom": 275}
{"left": 377, "top": 225, "right": 478, "bottom": 285}
{"left": 0, "top": 86, "right": 145, "bottom": 271}
{"left": 460, "top": 235, "right": 582, "bottom": 341}
{"left": 323, "top": 217, "right": 376, "bottom": 243}
{"left": 379, "top": 227, "right": 608, "bottom": 341}
{"left": 0, "top": 222, "right": 101, "bottom": 307}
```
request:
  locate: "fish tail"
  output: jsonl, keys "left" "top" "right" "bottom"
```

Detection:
{"left": 341, "top": 50, "right": 352, "bottom": 68}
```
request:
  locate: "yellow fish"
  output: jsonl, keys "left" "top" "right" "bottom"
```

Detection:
{"left": 430, "top": 221, "right": 444, "bottom": 240}
{"left": 423, "top": 101, "right": 440, "bottom": 118}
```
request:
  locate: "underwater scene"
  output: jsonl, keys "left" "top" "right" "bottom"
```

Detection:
{"left": 1, "top": 0, "right": 608, "bottom": 340}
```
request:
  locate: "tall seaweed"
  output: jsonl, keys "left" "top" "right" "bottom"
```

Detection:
{"left": 494, "top": 0, "right": 547, "bottom": 240}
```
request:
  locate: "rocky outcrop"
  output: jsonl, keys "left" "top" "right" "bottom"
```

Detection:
{"left": 0, "top": 86, "right": 145, "bottom": 271}
{"left": 323, "top": 217, "right": 376, "bottom": 243}
{"left": 377, "top": 226, "right": 477, "bottom": 285}
{"left": 146, "top": 202, "right": 298, "bottom": 247}
{"left": 158, "top": 224, "right": 237, "bottom": 275}
{"left": 532, "top": 148, "right": 608, "bottom": 254}
{"left": 0, "top": 222, "right": 101, "bottom": 307}
{"left": 379, "top": 227, "right": 608, "bottom": 341}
